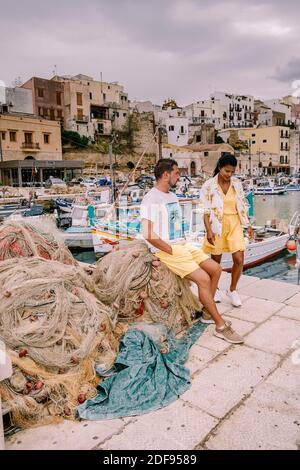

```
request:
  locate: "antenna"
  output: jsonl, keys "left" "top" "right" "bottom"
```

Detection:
{"left": 52, "top": 65, "right": 57, "bottom": 76}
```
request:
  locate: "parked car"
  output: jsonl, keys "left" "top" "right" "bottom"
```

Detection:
{"left": 44, "top": 176, "right": 67, "bottom": 188}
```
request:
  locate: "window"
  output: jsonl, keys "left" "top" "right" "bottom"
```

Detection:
{"left": 9, "top": 131, "right": 16, "bottom": 142}
{"left": 196, "top": 135, "right": 201, "bottom": 142}
{"left": 280, "top": 156, "right": 284, "bottom": 163}
{"left": 252, "top": 133, "right": 256, "bottom": 137}
{"left": 44, "top": 134, "right": 50, "bottom": 144}
{"left": 37, "top": 88, "right": 44, "bottom": 98}
{"left": 38, "top": 107, "right": 42, "bottom": 116}
{"left": 180, "top": 125, "right": 185, "bottom": 134}
{"left": 212, "top": 110, "right": 215, "bottom": 115}
{"left": 76, "top": 93, "right": 83, "bottom": 106}
{"left": 77, "top": 108, "right": 83, "bottom": 120}
{"left": 50, "top": 108, "right": 55, "bottom": 120}
{"left": 1, "top": 132, "right": 5, "bottom": 140}
{"left": 103, "top": 93, "right": 106, "bottom": 101}
{"left": 56, "top": 92, "right": 62, "bottom": 106}
{"left": 169, "top": 125, "right": 174, "bottom": 131}
{"left": 116, "top": 112, "right": 119, "bottom": 118}
{"left": 252, "top": 140, "right": 256, "bottom": 144}
{"left": 43, "top": 107, "right": 48, "bottom": 116}
{"left": 201, "top": 110, "right": 204, "bottom": 117}
{"left": 57, "top": 109, "right": 62, "bottom": 119}
{"left": 263, "top": 139, "right": 267, "bottom": 143}
{"left": 108, "top": 86, "right": 110, "bottom": 89}
{"left": 89, "top": 92, "right": 92, "bottom": 100}
{"left": 123, "top": 113, "right": 127, "bottom": 117}
{"left": 204, "top": 151, "right": 209, "bottom": 157}
{"left": 24, "top": 132, "right": 33, "bottom": 144}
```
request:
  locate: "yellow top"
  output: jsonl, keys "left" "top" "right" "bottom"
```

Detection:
{"left": 220, "top": 185, "right": 238, "bottom": 215}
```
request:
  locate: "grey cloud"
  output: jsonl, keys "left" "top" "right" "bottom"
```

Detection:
{"left": 273, "top": 58, "right": 300, "bottom": 82}
{"left": 0, "top": 0, "right": 299, "bottom": 103}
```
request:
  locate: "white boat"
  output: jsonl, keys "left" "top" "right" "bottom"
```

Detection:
{"left": 253, "top": 179, "right": 286, "bottom": 195}
{"left": 91, "top": 203, "right": 290, "bottom": 269}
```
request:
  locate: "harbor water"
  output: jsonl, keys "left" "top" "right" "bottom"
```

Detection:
{"left": 73, "top": 192, "right": 300, "bottom": 285}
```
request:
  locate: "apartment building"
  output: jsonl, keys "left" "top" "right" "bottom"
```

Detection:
{"left": 21, "top": 77, "right": 64, "bottom": 123}
{"left": 52, "top": 74, "right": 129, "bottom": 140}
{"left": 219, "top": 126, "right": 291, "bottom": 175}
{"left": 185, "top": 92, "right": 254, "bottom": 130}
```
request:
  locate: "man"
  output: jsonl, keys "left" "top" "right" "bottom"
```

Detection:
{"left": 140, "top": 159, "right": 243, "bottom": 344}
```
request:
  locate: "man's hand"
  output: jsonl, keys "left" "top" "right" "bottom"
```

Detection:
{"left": 207, "top": 230, "right": 216, "bottom": 246}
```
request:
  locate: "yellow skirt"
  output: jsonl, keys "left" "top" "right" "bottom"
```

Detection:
{"left": 203, "top": 214, "right": 245, "bottom": 255}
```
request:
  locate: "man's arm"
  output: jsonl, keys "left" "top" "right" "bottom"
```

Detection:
{"left": 141, "top": 218, "right": 172, "bottom": 254}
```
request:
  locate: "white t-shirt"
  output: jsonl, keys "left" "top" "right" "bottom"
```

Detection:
{"left": 139, "top": 187, "right": 184, "bottom": 251}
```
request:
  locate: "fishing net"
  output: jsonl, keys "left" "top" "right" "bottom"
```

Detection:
{"left": 0, "top": 220, "right": 75, "bottom": 265}
{"left": 0, "top": 257, "right": 123, "bottom": 428}
{"left": 92, "top": 240, "right": 201, "bottom": 334}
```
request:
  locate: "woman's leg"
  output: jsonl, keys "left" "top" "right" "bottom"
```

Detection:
{"left": 230, "top": 250, "right": 244, "bottom": 291}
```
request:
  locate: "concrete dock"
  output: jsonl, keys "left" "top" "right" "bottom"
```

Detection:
{"left": 5, "top": 272, "right": 300, "bottom": 450}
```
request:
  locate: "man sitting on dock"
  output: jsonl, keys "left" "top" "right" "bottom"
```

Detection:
{"left": 140, "top": 158, "right": 244, "bottom": 344}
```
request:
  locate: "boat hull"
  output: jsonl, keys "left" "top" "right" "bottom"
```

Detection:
{"left": 221, "top": 233, "right": 289, "bottom": 271}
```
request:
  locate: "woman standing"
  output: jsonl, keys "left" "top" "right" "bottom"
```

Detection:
{"left": 201, "top": 153, "right": 254, "bottom": 307}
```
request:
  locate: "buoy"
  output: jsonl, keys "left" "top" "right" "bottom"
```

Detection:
{"left": 286, "top": 239, "right": 297, "bottom": 254}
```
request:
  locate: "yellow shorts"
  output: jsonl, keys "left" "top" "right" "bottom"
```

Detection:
{"left": 155, "top": 242, "right": 209, "bottom": 279}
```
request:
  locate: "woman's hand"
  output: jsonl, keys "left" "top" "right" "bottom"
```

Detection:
{"left": 247, "top": 226, "right": 254, "bottom": 240}
{"left": 207, "top": 230, "right": 216, "bottom": 246}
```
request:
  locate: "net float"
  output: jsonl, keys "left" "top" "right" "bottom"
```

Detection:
{"left": 18, "top": 348, "right": 28, "bottom": 358}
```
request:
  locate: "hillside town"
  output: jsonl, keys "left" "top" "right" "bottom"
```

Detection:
{"left": 1, "top": 73, "right": 300, "bottom": 187}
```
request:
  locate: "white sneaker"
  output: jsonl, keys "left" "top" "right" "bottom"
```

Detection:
{"left": 214, "top": 289, "right": 221, "bottom": 303}
{"left": 227, "top": 290, "right": 242, "bottom": 307}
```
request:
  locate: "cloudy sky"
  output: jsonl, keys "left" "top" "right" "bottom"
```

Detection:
{"left": 1, "top": 0, "right": 300, "bottom": 105}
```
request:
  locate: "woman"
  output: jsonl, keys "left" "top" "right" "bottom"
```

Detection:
{"left": 200, "top": 153, "right": 254, "bottom": 307}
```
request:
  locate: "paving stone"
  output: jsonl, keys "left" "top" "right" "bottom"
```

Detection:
{"left": 222, "top": 316, "right": 256, "bottom": 336}
{"left": 206, "top": 400, "right": 300, "bottom": 450}
{"left": 181, "top": 346, "right": 279, "bottom": 418}
{"left": 225, "top": 297, "right": 284, "bottom": 323}
{"left": 240, "top": 279, "right": 300, "bottom": 302}
{"left": 285, "top": 292, "right": 300, "bottom": 307}
{"left": 101, "top": 400, "right": 218, "bottom": 450}
{"left": 6, "top": 418, "right": 124, "bottom": 450}
{"left": 195, "top": 326, "right": 232, "bottom": 352}
{"left": 218, "top": 273, "right": 260, "bottom": 290}
{"left": 186, "top": 345, "right": 218, "bottom": 376}
{"left": 245, "top": 317, "right": 300, "bottom": 355}
{"left": 276, "top": 305, "right": 300, "bottom": 322}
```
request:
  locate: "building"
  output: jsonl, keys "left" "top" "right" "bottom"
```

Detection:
{"left": 289, "top": 129, "right": 300, "bottom": 175}
{"left": 21, "top": 77, "right": 64, "bottom": 123}
{"left": 0, "top": 113, "right": 69, "bottom": 186}
{"left": 162, "top": 143, "right": 234, "bottom": 177}
{"left": 219, "top": 126, "right": 291, "bottom": 175}
{"left": 254, "top": 98, "right": 292, "bottom": 127}
{"left": 188, "top": 123, "right": 215, "bottom": 145}
{"left": 52, "top": 74, "right": 129, "bottom": 140}
{"left": 185, "top": 92, "right": 254, "bottom": 130}
{"left": 254, "top": 100, "right": 287, "bottom": 127}
{"left": 0, "top": 86, "right": 33, "bottom": 115}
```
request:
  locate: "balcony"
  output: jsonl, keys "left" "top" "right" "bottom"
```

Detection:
{"left": 21, "top": 142, "right": 40, "bottom": 151}
{"left": 74, "top": 114, "right": 89, "bottom": 123}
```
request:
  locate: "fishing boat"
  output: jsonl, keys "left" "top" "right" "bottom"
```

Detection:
{"left": 253, "top": 178, "right": 286, "bottom": 195}
{"left": 92, "top": 204, "right": 290, "bottom": 270}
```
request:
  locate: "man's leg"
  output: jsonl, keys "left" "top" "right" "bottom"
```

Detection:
{"left": 199, "top": 258, "right": 222, "bottom": 297}
{"left": 185, "top": 268, "right": 225, "bottom": 328}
